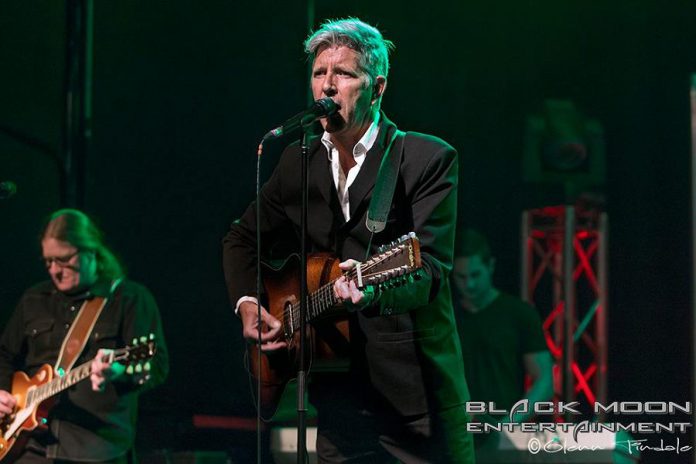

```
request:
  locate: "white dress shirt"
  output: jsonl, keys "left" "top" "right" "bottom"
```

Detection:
{"left": 322, "top": 112, "right": 381, "bottom": 221}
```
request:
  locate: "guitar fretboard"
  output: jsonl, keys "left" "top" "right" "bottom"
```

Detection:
{"left": 26, "top": 360, "right": 93, "bottom": 407}
{"left": 282, "top": 241, "right": 417, "bottom": 335}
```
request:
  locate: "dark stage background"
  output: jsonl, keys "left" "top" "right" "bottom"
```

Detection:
{"left": 1, "top": 1, "right": 694, "bottom": 463}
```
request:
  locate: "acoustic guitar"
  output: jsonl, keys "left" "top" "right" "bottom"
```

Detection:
{"left": 249, "top": 233, "right": 422, "bottom": 418}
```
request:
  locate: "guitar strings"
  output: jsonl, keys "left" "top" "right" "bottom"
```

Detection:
{"left": 282, "top": 243, "right": 412, "bottom": 329}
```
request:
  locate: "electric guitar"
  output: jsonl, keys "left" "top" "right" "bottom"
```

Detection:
{"left": 249, "top": 233, "right": 422, "bottom": 418}
{"left": 0, "top": 336, "right": 157, "bottom": 462}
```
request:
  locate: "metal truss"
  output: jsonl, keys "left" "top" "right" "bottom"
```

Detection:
{"left": 521, "top": 205, "right": 608, "bottom": 421}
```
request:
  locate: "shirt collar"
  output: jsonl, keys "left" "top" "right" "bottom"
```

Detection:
{"left": 49, "top": 278, "right": 114, "bottom": 300}
{"left": 321, "top": 112, "right": 381, "bottom": 159}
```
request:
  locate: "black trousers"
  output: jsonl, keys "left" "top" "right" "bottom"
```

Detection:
{"left": 310, "top": 376, "right": 475, "bottom": 463}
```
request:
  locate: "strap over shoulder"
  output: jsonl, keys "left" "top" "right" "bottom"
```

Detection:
{"left": 54, "top": 278, "right": 123, "bottom": 373}
{"left": 365, "top": 130, "right": 407, "bottom": 233}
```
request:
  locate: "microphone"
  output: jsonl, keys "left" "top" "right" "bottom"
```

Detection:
{"left": 0, "top": 181, "right": 17, "bottom": 200}
{"left": 263, "top": 98, "right": 340, "bottom": 140}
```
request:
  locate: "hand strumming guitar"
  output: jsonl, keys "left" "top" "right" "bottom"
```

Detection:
{"left": 0, "top": 389, "right": 17, "bottom": 418}
{"left": 239, "top": 301, "right": 288, "bottom": 352}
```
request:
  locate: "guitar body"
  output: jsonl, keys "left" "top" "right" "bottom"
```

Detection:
{"left": 0, "top": 364, "right": 54, "bottom": 463}
{"left": 249, "top": 253, "right": 351, "bottom": 418}
{"left": 0, "top": 338, "right": 155, "bottom": 463}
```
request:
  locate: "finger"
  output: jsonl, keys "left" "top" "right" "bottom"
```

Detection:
{"left": 243, "top": 320, "right": 284, "bottom": 344}
{"left": 240, "top": 305, "right": 281, "bottom": 330}
{"left": 338, "top": 259, "right": 359, "bottom": 271}
{"left": 260, "top": 339, "right": 288, "bottom": 352}
{"left": 91, "top": 357, "right": 106, "bottom": 375}
{"left": 91, "top": 356, "right": 114, "bottom": 384}
{"left": 91, "top": 370, "right": 104, "bottom": 384}
{"left": 247, "top": 331, "right": 284, "bottom": 345}
{"left": 93, "top": 349, "right": 112, "bottom": 370}
{"left": 334, "top": 277, "right": 350, "bottom": 299}
{"left": 91, "top": 377, "right": 106, "bottom": 392}
{"left": 260, "top": 311, "right": 282, "bottom": 331}
{"left": 348, "top": 280, "right": 365, "bottom": 305}
{"left": 90, "top": 358, "right": 100, "bottom": 375}
{"left": 0, "top": 392, "right": 16, "bottom": 407}
{"left": 0, "top": 398, "right": 14, "bottom": 414}
{"left": 333, "top": 279, "right": 341, "bottom": 299}
{"left": 92, "top": 367, "right": 107, "bottom": 384}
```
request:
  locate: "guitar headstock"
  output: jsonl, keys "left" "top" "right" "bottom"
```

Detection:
{"left": 355, "top": 232, "right": 422, "bottom": 290}
{"left": 112, "top": 334, "right": 157, "bottom": 378}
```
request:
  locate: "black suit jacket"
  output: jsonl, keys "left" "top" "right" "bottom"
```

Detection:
{"left": 223, "top": 114, "right": 470, "bottom": 416}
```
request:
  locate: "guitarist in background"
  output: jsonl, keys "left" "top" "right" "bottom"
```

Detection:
{"left": 0, "top": 209, "right": 169, "bottom": 464}
{"left": 223, "top": 18, "right": 474, "bottom": 463}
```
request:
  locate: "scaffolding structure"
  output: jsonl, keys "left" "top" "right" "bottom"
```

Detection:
{"left": 521, "top": 205, "right": 608, "bottom": 421}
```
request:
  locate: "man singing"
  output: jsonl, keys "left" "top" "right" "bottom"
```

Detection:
{"left": 223, "top": 18, "right": 474, "bottom": 463}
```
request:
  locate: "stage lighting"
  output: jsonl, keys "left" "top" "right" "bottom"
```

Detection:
{"left": 523, "top": 100, "right": 605, "bottom": 203}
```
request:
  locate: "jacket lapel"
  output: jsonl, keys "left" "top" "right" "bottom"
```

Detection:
{"left": 307, "top": 137, "right": 334, "bottom": 207}
{"left": 347, "top": 114, "right": 398, "bottom": 220}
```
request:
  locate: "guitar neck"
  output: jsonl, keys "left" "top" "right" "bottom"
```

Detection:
{"left": 285, "top": 266, "right": 364, "bottom": 329}
{"left": 282, "top": 234, "right": 420, "bottom": 336}
{"left": 307, "top": 279, "right": 343, "bottom": 322}
{"left": 29, "top": 359, "right": 95, "bottom": 406}
{"left": 311, "top": 263, "right": 366, "bottom": 319}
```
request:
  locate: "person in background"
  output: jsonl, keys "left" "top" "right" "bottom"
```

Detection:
{"left": 0, "top": 208, "right": 169, "bottom": 464}
{"left": 452, "top": 228, "right": 553, "bottom": 429}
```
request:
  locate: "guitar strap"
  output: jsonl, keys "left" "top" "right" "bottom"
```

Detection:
{"left": 54, "top": 278, "right": 123, "bottom": 374}
{"left": 365, "top": 129, "right": 407, "bottom": 233}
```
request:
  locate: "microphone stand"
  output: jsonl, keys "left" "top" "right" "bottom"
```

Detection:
{"left": 296, "top": 126, "right": 310, "bottom": 463}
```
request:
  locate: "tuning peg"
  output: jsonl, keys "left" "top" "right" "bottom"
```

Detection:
{"left": 140, "top": 336, "right": 148, "bottom": 344}
{"left": 149, "top": 333, "right": 155, "bottom": 340}
{"left": 126, "top": 365, "right": 134, "bottom": 375}
{"left": 144, "top": 361, "right": 152, "bottom": 372}
{"left": 137, "top": 374, "right": 151, "bottom": 385}
{"left": 135, "top": 364, "right": 143, "bottom": 373}
{"left": 132, "top": 337, "right": 138, "bottom": 345}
